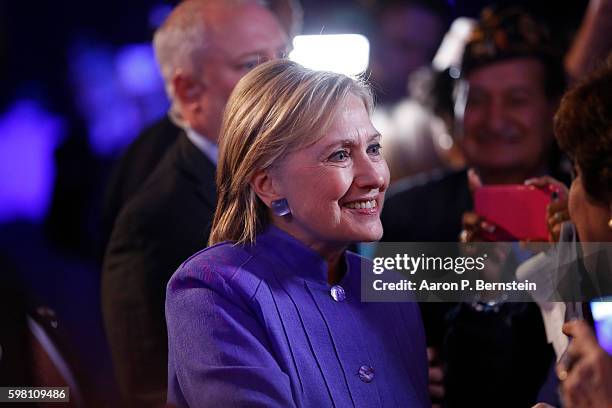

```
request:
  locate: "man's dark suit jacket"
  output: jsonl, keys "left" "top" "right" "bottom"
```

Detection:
{"left": 102, "top": 133, "right": 216, "bottom": 407}
{"left": 380, "top": 169, "right": 555, "bottom": 407}
{"left": 102, "top": 117, "right": 180, "bottom": 249}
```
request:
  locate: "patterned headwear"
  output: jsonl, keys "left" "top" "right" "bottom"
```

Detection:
{"left": 461, "top": 7, "right": 561, "bottom": 77}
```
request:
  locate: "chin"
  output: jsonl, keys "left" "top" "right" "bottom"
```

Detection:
{"left": 334, "top": 222, "right": 383, "bottom": 244}
{"left": 351, "top": 227, "right": 383, "bottom": 243}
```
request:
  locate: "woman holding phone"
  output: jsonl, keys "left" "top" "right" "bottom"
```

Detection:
{"left": 550, "top": 57, "right": 612, "bottom": 408}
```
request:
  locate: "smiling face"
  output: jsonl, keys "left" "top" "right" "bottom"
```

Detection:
{"left": 460, "top": 58, "right": 556, "bottom": 183}
{"left": 269, "top": 94, "right": 390, "bottom": 255}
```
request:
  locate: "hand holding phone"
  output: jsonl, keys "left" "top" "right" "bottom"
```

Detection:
{"left": 525, "top": 176, "right": 570, "bottom": 242}
{"left": 474, "top": 184, "right": 561, "bottom": 241}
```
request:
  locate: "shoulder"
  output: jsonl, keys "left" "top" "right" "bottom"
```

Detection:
{"left": 125, "top": 117, "right": 180, "bottom": 157}
{"left": 104, "top": 138, "right": 215, "bottom": 270}
{"left": 111, "top": 118, "right": 181, "bottom": 192}
{"left": 113, "top": 151, "right": 206, "bottom": 234}
{"left": 105, "top": 170, "right": 213, "bottom": 270}
{"left": 167, "top": 242, "right": 263, "bottom": 302}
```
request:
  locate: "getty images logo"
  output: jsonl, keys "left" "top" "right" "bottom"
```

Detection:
{"left": 372, "top": 253, "right": 488, "bottom": 275}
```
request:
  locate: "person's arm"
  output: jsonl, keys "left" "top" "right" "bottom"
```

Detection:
{"left": 165, "top": 263, "right": 295, "bottom": 408}
{"left": 565, "top": 0, "right": 612, "bottom": 81}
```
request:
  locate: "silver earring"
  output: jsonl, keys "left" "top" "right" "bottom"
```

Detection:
{"left": 271, "top": 198, "right": 291, "bottom": 216}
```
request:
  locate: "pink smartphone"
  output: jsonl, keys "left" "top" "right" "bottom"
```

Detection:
{"left": 474, "top": 184, "right": 558, "bottom": 241}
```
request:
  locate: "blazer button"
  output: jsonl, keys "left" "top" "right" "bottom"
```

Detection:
{"left": 330, "top": 285, "right": 346, "bottom": 302}
{"left": 358, "top": 365, "right": 374, "bottom": 383}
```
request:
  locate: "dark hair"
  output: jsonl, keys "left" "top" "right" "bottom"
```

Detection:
{"left": 554, "top": 56, "right": 612, "bottom": 204}
{"left": 461, "top": 6, "right": 566, "bottom": 100}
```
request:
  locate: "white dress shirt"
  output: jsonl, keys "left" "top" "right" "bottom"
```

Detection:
{"left": 185, "top": 127, "right": 218, "bottom": 165}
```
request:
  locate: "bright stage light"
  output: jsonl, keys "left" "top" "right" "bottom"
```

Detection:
{"left": 289, "top": 34, "right": 370, "bottom": 77}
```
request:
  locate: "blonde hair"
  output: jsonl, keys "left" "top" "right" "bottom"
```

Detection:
{"left": 209, "top": 60, "right": 373, "bottom": 245}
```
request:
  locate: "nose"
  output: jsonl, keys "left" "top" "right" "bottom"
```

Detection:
{"left": 353, "top": 154, "right": 389, "bottom": 192}
{"left": 484, "top": 99, "right": 508, "bottom": 133}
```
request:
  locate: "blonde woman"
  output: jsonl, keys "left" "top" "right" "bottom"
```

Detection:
{"left": 165, "top": 60, "right": 428, "bottom": 407}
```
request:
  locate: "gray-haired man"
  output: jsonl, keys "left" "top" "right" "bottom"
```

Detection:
{"left": 102, "top": 1, "right": 288, "bottom": 405}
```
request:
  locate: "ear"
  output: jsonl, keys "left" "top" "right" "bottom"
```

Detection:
{"left": 172, "top": 71, "right": 203, "bottom": 106}
{"left": 250, "top": 168, "right": 283, "bottom": 208}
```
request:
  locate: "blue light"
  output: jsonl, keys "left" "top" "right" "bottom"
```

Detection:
{"left": 68, "top": 41, "right": 168, "bottom": 156}
{"left": 0, "top": 100, "right": 64, "bottom": 223}
{"left": 115, "top": 44, "right": 164, "bottom": 96}
{"left": 592, "top": 300, "right": 612, "bottom": 355}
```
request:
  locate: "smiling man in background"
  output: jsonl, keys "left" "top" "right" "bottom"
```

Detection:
{"left": 382, "top": 7, "right": 568, "bottom": 407}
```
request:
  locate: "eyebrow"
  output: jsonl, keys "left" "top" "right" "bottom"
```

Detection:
{"left": 234, "top": 45, "right": 289, "bottom": 60}
{"left": 323, "top": 132, "right": 382, "bottom": 150}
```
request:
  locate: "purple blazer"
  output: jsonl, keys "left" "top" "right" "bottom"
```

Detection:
{"left": 166, "top": 226, "right": 429, "bottom": 407}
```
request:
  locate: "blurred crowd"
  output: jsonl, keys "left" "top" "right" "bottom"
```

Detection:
{"left": 0, "top": 0, "right": 611, "bottom": 407}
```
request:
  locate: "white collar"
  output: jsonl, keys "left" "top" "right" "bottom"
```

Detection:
{"left": 184, "top": 127, "right": 218, "bottom": 165}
